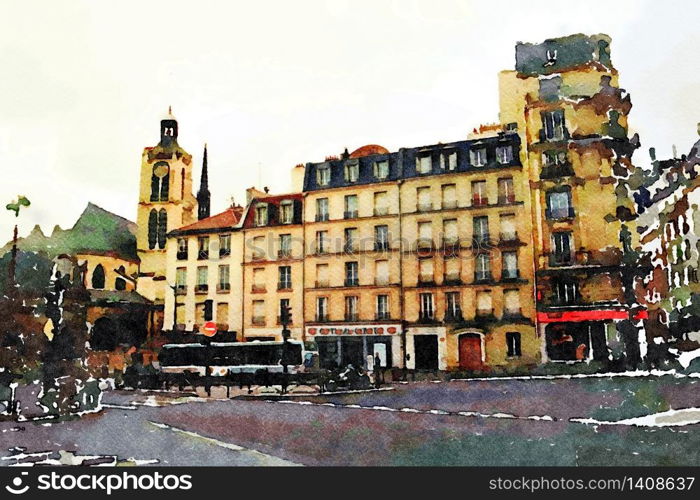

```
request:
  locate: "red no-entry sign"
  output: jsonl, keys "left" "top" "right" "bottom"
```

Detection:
{"left": 201, "top": 321, "right": 217, "bottom": 337}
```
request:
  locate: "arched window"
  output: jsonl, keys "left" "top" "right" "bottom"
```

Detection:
{"left": 92, "top": 264, "right": 106, "bottom": 289}
{"left": 150, "top": 162, "right": 170, "bottom": 202}
{"left": 157, "top": 209, "right": 167, "bottom": 249}
{"left": 148, "top": 209, "right": 158, "bottom": 249}
{"left": 115, "top": 277, "right": 126, "bottom": 291}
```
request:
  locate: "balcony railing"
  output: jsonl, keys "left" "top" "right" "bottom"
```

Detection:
{"left": 419, "top": 313, "right": 436, "bottom": 322}
{"left": 549, "top": 253, "right": 574, "bottom": 267}
{"left": 278, "top": 249, "right": 292, "bottom": 258}
{"left": 499, "top": 232, "right": 518, "bottom": 243}
{"left": 344, "top": 210, "right": 358, "bottom": 219}
{"left": 444, "top": 309, "right": 463, "bottom": 322}
{"left": 315, "top": 213, "right": 329, "bottom": 222}
{"left": 175, "top": 285, "right": 187, "bottom": 295}
{"left": 417, "top": 203, "right": 432, "bottom": 212}
{"left": 345, "top": 278, "right": 359, "bottom": 287}
{"left": 443, "top": 275, "right": 462, "bottom": 285}
{"left": 416, "top": 239, "right": 434, "bottom": 250}
{"left": 217, "top": 284, "right": 231, "bottom": 293}
{"left": 176, "top": 251, "right": 188, "bottom": 260}
{"left": 251, "top": 284, "right": 266, "bottom": 293}
{"left": 546, "top": 206, "right": 576, "bottom": 220}
{"left": 219, "top": 248, "right": 231, "bottom": 257}
{"left": 277, "top": 282, "right": 292, "bottom": 290}
{"left": 442, "top": 201, "right": 457, "bottom": 210}
{"left": 472, "top": 196, "right": 488, "bottom": 207}
{"left": 375, "top": 312, "right": 390, "bottom": 320}
{"left": 498, "top": 194, "right": 516, "bottom": 205}
{"left": 374, "top": 241, "right": 389, "bottom": 251}
{"left": 474, "top": 271, "right": 492, "bottom": 283}
{"left": 195, "top": 284, "right": 209, "bottom": 293}
{"left": 472, "top": 235, "right": 491, "bottom": 248}
{"left": 197, "top": 251, "right": 209, "bottom": 260}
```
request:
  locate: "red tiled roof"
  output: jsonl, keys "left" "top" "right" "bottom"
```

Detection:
{"left": 171, "top": 207, "right": 244, "bottom": 236}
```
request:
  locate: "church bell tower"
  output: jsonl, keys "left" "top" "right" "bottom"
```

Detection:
{"left": 136, "top": 108, "right": 197, "bottom": 304}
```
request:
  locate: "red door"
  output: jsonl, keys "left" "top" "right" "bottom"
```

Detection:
{"left": 459, "top": 334, "right": 482, "bottom": 370}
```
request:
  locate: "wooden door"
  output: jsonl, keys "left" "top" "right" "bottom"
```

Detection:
{"left": 459, "top": 334, "right": 482, "bottom": 370}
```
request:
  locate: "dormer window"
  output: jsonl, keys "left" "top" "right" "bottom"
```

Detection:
{"left": 317, "top": 165, "right": 331, "bottom": 186}
{"left": 164, "top": 127, "right": 175, "bottom": 136}
{"left": 280, "top": 201, "right": 293, "bottom": 224}
{"left": 470, "top": 147, "right": 487, "bottom": 167}
{"left": 496, "top": 145, "right": 513, "bottom": 164}
{"left": 344, "top": 161, "right": 359, "bottom": 183}
{"left": 416, "top": 155, "right": 432, "bottom": 174}
{"left": 255, "top": 204, "right": 268, "bottom": 226}
{"left": 373, "top": 160, "right": 389, "bottom": 180}
{"left": 545, "top": 49, "right": 557, "bottom": 67}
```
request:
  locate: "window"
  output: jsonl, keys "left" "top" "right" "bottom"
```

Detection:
{"left": 506, "top": 332, "right": 522, "bottom": 357}
{"left": 203, "top": 300, "right": 213, "bottom": 322}
{"left": 115, "top": 277, "right": 126, "bottom": 291}
{"left": 476, "top": 291, "right": 492, "bottom": 316}
{"left": 148, "top": 209, "right": 167, "bottom": 250}
{"left": 475, "top": 253, "right": 491, "bottom": 282}
{"left": 280, "top": 201, "right": 293, "bottom": 224}
{"left": 542, "top": 150, "right": 568, "bottom": 168}
{"left": 175, "top": 267, "right": 187, "bottom": 294}
{"left": 504, "top": 290, "right": 521, "bottom": 316}
{"left": 219, "top": 234, "right": 231, "bottom": 257}
{"left": 316, "top": 263, "right": 329, "bottom": 287}
{"left": 254, "top": 204, "right": 268, "bottom": 226}
{"left": 252, "top": 267, "right": 265, "bottom": 292}
{"left": 418, "top": 221, "right": 433, "bottom": 248}
{"left": 470, "top": 147, "right": 487, "bottom": 166}
{"left": 496, "top": 145, "right": 513, "bottom": 164}
{"left": 345, "top": 296, "right": 359, "bottom": 321}
{"left": 443, "top": 151, "right": 458, "bottom": 171}
{"left": 198, "top": 236, "right": 210, "bottom": 260}
{"left": 342, "top": 228, "right": 356, "bottom": 253}
{"left": 196, "top": 266, "right": 208, "bottom": 293}
{"left": 417, "top": 186, "right": 431, "bottom": 212}
{"left": 472, "top": 180, "right": 487, "bottom": 206}
{"left": 547, "top": 188, "right": 574, "bottom": 219}
{"left": 252, "top": 300, "right": 265, "bottom": 325}
{"left": 444, "top": 256, "right": 461, "bottom": 283}
{"left": 316, "top": 198, "right": 329, "bottom": 221}
{"left": 554, "top": 278, "right": 579, "bottom": 304}
{"left": 375, "top": 225, "right": 389, "bottom": 251}
{"left": 502, "top": 251, "right": 518, "bottom": 279}
{"left": 443, "top": 219, "right": 458, "bottom": 246}
{"left": 218, "top": 265, "right": 230, "bottom": 292}
{"left": 251, "top": 235, "right": 265, "bottom": 260}
{"left": 442, "top": 184, "right": 456, "bottom": 209}
{"left": 376, "top": 295, "right": 389, "bottom": 320}
{"left": 499, "top": 214, "right": 517, "bottom": 241}
{"left": 416, "top": 154, "right": 432, "bottom": 174}
{"left": 317, "top": 165, "right": 331, "bottom": 186}
{"left": 278, "top": 266, "right": 292, "bottom": 290}
{"left": 150, "top": 162, "right": 170, "bottom": 202}
{"left": 445, "top": 292, "right": 461, "bottom": 320}
{"left": 419, "top": 258, "right": 434, "bottom": 283}
{"left": 419, "top": 293, "right": 435, "bottom": 321}
{"left": 316, "top": 297, "right": 328, "bottom": 322}
{"left": 374, "top": 160, "right": 389, "bottom": 180}
{"left": 315, "top": 230, "right": 328, "bottom": 254}
{"left": 375, "top": 260, "right": 389, "bottom": 286}
{"left": 344, "top": 161, "right": 359, "bottom": 183}
{"left": 542, "top": 109, "right": 566, "bottom": 141}
{"left": 374, "top": 191, "right": 389, "bottom": 216}
{"left": 498, "top": 178, "right": 515, "bottom": 204}
{"left": 345, "top": 261, "right": 359, "bottom": 286}
{"left": 279, "top": 234, "right": 291, "bottom": 257}
{"left": 91, "top": 264, "right": 105, "bottom": 289}
{"left": 344, "top": 194, "right": 358, "bottom": 219}
{"left": 551, "top": 232, "right": 573, "bottom": 265}
{"left": 177, "top": 238, "right": 188, "bottom": 260}
{"left": 279, "top": 298, "right": 291, "bottom": 324}
{"left": 473, "top": 216, "right": 490, "bottom": 245}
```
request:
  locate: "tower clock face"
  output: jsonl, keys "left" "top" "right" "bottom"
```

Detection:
{"left": 154, "top": 163, "right": 169, "bottom": 178}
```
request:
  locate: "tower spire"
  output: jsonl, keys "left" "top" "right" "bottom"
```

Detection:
{"left": 197, "top": 143, "right": 211, "bottom": 220}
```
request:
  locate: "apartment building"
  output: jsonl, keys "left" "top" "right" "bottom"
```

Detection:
{"left": 241, "top": 191, "right": 305, "bottom": 341}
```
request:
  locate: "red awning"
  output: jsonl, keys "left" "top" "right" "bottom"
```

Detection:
{"left": 537, "top": 309, "right": 648, "bottom": 323}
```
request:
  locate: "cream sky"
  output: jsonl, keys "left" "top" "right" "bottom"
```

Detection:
{"left": 1, "top": 0, "right": 698, "bottom": 241}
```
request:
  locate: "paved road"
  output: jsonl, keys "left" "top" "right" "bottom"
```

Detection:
{"left": 2, "top": 375, "right": 699, "bottom": 466}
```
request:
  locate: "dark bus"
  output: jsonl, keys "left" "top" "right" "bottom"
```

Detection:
{"left": 158, "top": 341, "right": 305, "bottom": 376}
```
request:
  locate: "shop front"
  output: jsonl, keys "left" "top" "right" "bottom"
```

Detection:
{"left": 305, "top": 324, "right": 402, "bottom": 370}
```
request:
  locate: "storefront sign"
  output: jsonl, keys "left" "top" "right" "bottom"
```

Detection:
{"left": 306, "top": 324, "right": 401, "bottom": 336}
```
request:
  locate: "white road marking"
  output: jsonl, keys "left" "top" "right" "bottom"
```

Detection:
{"left": 147, "top": 421, "right": 301, "bottom": 465}
{"left": 270, "top": 399, "right": 556, "bottom": 422}
{"left": 570, "top": 407, "right": 700, "bottom": 428}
